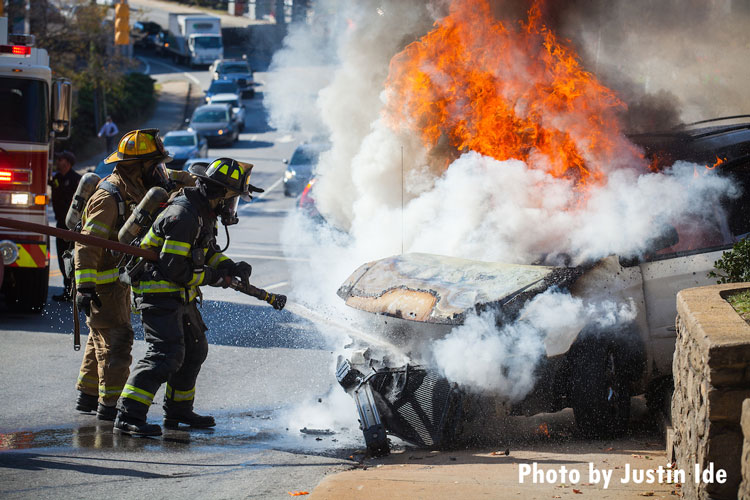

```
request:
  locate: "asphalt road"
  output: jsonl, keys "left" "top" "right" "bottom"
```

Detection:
{"left": 0, "top": 41, "right": 361, "bottom": 499}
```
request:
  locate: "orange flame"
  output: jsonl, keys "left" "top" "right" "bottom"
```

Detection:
{"left": 537, "top": 422, "right": 550, "bottom": 437}
{"left": 706, "top": 156, "right": 726, "bottom": 170}
{"left": 384, "top": 0, "right": 642, "bottom": 190}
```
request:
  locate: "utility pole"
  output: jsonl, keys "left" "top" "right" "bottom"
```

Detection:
{"left": 275, "top": 0, "right": 285, "bottom": 25}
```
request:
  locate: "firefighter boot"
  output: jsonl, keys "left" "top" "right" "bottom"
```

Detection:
{"left": 163, "top": 405, "right": 216, "bottom": 429}
{"left": 76, "top": 392, "right": 98, "bottom": 413}
{"left": 113, "top": 414, "right": 162, "bottom": 437}
{"left": 97, "top": 403, "right": 117, "bottom": 421}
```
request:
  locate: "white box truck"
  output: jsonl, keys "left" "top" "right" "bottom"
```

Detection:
{"left": 166, "top": 13, "right": 223, "bottom": 67}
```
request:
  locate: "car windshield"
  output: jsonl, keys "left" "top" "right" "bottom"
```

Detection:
{"left": 192, "top": 109, "right": 228, "bottom": 123}
{"left": 209, "top": 81, "right": 238, "bottom": 93}
{"left": 163, "top": 135, "right": 196, "bottom": 146}
{"left": 290, "top": 148, "right": 320, "bottom": 166}
{"left": 194, "top": 36, "right": 222, "bottom": 49}
{"left": 0, "top": 77, "right": 49, "bottom": 143}
{"left": 220, "top": 63, "right": 249, "bottom": 74}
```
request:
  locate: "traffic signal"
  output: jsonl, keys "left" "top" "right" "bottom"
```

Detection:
{"left": 114, "top": 2, "right": 130, "bottom": 46}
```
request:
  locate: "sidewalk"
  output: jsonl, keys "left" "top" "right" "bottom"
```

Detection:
{"left": 310, "top": 442, "right": 677, "bottom": 500}
{"left": 309, "top": 401, "right": 681, "bottom": 500}
{"left": 77, "top": 79, "right": 192, "bottom": 170}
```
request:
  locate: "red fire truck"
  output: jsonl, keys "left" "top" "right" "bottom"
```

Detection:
{"left": 0, "top": 16, "right": 72, "bottom": 312}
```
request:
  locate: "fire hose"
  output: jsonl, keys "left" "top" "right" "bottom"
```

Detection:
{"left": 0, "top": 217, "right": 287, "bottom": 347}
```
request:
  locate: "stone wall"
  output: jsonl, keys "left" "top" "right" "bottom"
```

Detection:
{"left": 741, "top": 399, "right": 750, "bottom": 500}
{"left": 671, "top": 284, "right": 750, "bottom": 500}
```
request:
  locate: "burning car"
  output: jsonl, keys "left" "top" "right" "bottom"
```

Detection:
{"left": 334, "top": 116, "right": 750, "bottom": 455}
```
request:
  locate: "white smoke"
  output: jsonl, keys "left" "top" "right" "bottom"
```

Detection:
{"left": 431, "top": 289, "right": 638, "bottom": 400}
{"left": 400, "top": 154, "right": 735, "bottom": 266}
{"left": 268, "top": 0, "right": 741, "bottom": 404}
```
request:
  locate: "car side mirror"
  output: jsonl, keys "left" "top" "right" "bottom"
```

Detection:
{"left": 184, "top": 117, "right": 190, "bottom": 124}
{"left": 283, "top": 159, "right": 288, "bottom": 164}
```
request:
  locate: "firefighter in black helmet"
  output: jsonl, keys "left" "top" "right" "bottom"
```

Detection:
{"left": 113, "top": 158, "right": 263, "bottom": 437}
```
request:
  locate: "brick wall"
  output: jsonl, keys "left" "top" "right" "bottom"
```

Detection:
{"left": 741, "top": 399, "right": 750, "bottom": 500}
{"left": 671, "top": 284, "right": 750, "bottom": 500}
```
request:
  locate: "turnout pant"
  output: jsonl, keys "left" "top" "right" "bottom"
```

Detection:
{"left": 76, "top": 282, "right": 134, "bottom": 406}
{"left": 117, "top": 297, "right": 208, "bottom": 422}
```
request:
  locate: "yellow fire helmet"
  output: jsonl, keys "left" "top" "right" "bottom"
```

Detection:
{"left": 188, "top": 158, "right": 264, "bottom": 202}
{"left": 103, "top": 128, "right": 173, "bottom": 164}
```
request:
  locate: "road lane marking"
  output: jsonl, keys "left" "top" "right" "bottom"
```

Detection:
{"left": 262, "top": 281, "right": 288, "bottom": 291}
{"left": 143, "top": 57, "right": 201, "bottom": 85}
{"left": 253, "top": 176, "right": 284, "bottom": 200}
{"left": 137, "top": 56, "right": 151, "bottom": 75}
{"left": 224, "top": 252, "right": 311, "bottom": 262}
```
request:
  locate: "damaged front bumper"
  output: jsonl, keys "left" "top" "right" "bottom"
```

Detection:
{"left": 336, "top": 352, "right": 463, "bottom": 455}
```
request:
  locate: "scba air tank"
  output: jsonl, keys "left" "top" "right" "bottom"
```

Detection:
{"left": 65, "top": 173, "right": 101, "bottom": 230}
{"left": 117, "top": 186, "right": 169, "bottom": 244}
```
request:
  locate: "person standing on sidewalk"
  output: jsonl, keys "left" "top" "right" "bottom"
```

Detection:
{"left": 113, "top": 158, "right": 260, "bottom": 437}
{"left": 98, "top": 116, "right": 119, "bottom": 153}
{"left": 74, "top": 129, "right": 174, "bottom": 421}
{"left": 50, "top": 150, "right": 81, "bottom": 301}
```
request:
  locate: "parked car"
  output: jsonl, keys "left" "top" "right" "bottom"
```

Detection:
{"left": 203, "top": 79, "right": 240, "bottom": 104}
{"left": 132, "top": 21, "right": 162, "bottom": 50}
{"left": 162, "top": 130, "right": 208, "bottom": 169}
{"left": 187, "top": 103, "right": 238, "bottom": 147}
{"left": 154, "top": 30, "right": 170, "bottom": 57}
{"left": 184, "top": 157, "right": 218, "bottom": 172}
{"left": 333, "top": 116, "right": 750, "bottom": 455}
{"left": 207, "top": 93, "right": 246, "bottom": 132}
{"left": 93, "top": 158, "right": 114, "bottom": 178}
{"left": 283, "top": 141, "right": 329, "bottom": 197}
{"left": 209, "top": 58, "right": 254, "bottom": 98}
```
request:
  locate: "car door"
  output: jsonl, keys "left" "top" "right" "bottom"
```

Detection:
{"left": 197, "top": 135, "right": 207, "bottom": 157}
{"left": 638, "top": 247, "right": 728, "bottom": 376}
{"left": 638, "top": 211, "right": 736, "bottom": 376}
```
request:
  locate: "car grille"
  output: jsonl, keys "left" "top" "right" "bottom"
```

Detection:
{"left": 369, "top": 366, "right": 461, "bottom": 448}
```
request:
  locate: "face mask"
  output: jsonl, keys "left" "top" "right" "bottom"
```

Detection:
{"left": 144, "top": 162, "right": 174, "bottom": 191}
{"left": 217, "top": 196, "right": 239, "bottom": 226}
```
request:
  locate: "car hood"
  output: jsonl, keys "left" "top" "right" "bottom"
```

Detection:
{"left": 337, "top": 253, "right": 583, "bottom": 325}
{"left": 287, "top": 162, "right": 313, "bottom": 176}
{"left": 166, "top": 145, "right": 197, "bottom": 158}
{"left": 190, "top": 122, "right": 230, "bottom": 131}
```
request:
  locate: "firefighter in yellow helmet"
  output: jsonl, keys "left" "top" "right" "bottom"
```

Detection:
{"left": 113, "top": 158, "right": 262, "bottom": 437}
{"left": 74, "top": 129, "right": 175, "bottom": 421}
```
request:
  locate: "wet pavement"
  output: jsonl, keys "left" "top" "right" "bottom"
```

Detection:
{"left": 0, "top": 311, "right": 362, "bottom": 499}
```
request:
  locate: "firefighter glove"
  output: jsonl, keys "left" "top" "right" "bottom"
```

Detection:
{"left": 76, "top": 288, "right": 102, "bottom": 317}
{"left": 210, "top": 267, "right": 232, "bottom": 288}
{"left": 231, "top": 261, "right": 252, "bottom": 289}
